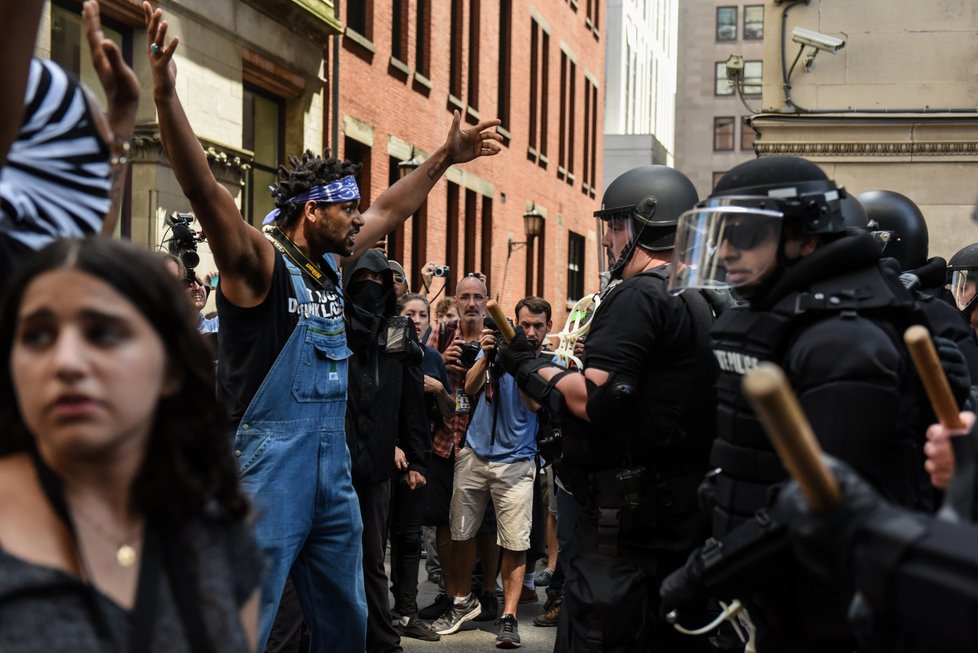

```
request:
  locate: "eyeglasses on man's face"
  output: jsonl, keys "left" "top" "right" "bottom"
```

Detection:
{"left": 458, "top": 294, "right": 486, "bottom": 303}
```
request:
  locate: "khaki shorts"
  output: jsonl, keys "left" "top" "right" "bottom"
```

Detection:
{"left": 449, "top": 447, "right": 536, "bottom": 551}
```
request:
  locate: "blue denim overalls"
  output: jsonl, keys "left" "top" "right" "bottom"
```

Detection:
{"left": 232, "top": 256, "right": 366, "bottom": 651}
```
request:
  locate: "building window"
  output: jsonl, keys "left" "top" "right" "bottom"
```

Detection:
{"left": 480, "top": 196, "right": 493, "bottom": 292}
{"left": 715, "top": 62, "right": 733, "bottom": 96}
{"left": 585, "top": 0, "right": 600, "bottom": 33}
{"left": 716, "top": 6, "right": 737, "bottom": 41}
{"left": 51, "top": 1, "right": 133, "bottom": 237}
{"left": 415, "top": 0, "right": 430, "bottom": 77}
{"left": 446, "top": 182, "right": 460, "bottom": 290}
{"left": 744, "top": 60, "right": 762, "bottom": 96}
{"left": 497, "top": 0, "right": 512, "bottom": 136}
{"left": 467, "top": 0, "right": 480, "bottom": 111}
{"left": 567, "top": 231, "right": 585, "bottom": 302}
{"left": 449, "top": 0, "right": 464, "bottom": 101}
{"left": 464, "top": 188, "right": 478, "bottom": 275}
{"left": 712, "top": 171, "right": 727, "bottom": 191}
{"left": 582, "top": 77, "right": 598, "bottom": 197}
{"left": 344, "top": 138, "right": 372, "bottom": 214}
{"left": 346, "top": 0, "right": 370, "bottom": 39}
{"left": 391, "top": 0, "right": 407, "bottom": 64}
{"left": 528, "top": 18, "right": 549, "bottom": 167}
{"left": 744, "top": 5, "right": 764, "bottom": 40}
{"left": 243, "top": 86, "right": 285, "bottom": 227}
{"left": 558, "top": 50, "right": 576, "bottom": 184}
{"left": 713, "top": 117, "right": 735, "bottom": 151}
{"left": 741, "top": 116, "right": 757, "bottom": 151}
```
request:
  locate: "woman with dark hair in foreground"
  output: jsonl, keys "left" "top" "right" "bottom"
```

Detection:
{"left": 0, "top": 237, "right": 261, "bottom": 652}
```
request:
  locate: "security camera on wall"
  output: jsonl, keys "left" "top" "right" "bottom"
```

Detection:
{"left": 791, "top": 27, "right": 846, "bottom": 53}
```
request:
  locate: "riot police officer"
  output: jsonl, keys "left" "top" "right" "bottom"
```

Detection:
{"left": 856, "top": 190, "right": 978, "bottom": 386}
{"left": 667, "top": 156, "right": 932, "bottom": 652}
{"left": 949, "top": 243, "right": 978, "bottom": 336}
{"left": 499, "top": 165, "right": 723, "bottom": 652}
{"left": 775, "top": 410, "right": 978, "bottom": 653}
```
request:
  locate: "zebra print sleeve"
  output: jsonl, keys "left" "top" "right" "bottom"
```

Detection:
{"left": 0, "top": 58, "right": 112, "bottom": 251}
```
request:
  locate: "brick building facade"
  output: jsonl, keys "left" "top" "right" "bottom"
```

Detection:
{"left": 335, "top": 0, "right": 606, "bottom": 322}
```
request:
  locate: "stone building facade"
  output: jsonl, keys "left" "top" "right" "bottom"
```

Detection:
{"left": 36, "top": 0, "right": 340, "bottom": 286}
{"left": 750, "top": 0, "right": 978, "bottom": 259}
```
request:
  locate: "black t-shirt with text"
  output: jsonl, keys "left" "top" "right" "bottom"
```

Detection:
{"left": 215, "top": 252, "right": 342, "bottom": 428}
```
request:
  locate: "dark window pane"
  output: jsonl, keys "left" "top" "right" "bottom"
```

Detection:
{"left": 741, "top": 116, "right": 757, "bottom": 151}
{"left": 716, "top": 6, "right": 737, "bottom": 41}
{"left": 713, "top": 117, "right": 735, "bottom": 151}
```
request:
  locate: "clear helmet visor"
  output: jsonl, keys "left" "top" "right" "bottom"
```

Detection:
{"left": 667, "top": 205, "right": 783, "bottom": 293}
{"left": 596, "top": 213, "right": 638, "bottom": 276}
{"left": 949, "top": 269, "right": 978, "bottom": 311}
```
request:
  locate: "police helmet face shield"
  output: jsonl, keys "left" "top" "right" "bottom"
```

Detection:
{"left": 949, "top": 270, "right": 978, "bottom": 312}
{"left": 668, "top": 198, "right": 783, "bottom": 292}
{"left": 596, "top": 211, "right": 640, "bottom": 277}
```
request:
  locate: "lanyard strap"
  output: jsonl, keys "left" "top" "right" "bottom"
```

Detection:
{"left": 263, "top": 225, "right": 337, "bottom": 291}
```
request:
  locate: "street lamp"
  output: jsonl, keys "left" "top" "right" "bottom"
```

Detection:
{"left": 508, "top": 206, "right": 544, "bottom": 255}
{"left": 397, "top": 148, "right": 423, "bottom": 178}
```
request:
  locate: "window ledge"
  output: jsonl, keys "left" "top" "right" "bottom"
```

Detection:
{"left": 388, "top": 56, "right": 410, "bottom": 82}
{"left": 447, "top": 94, "right": 465, "bottom": 112}
{"left": 343, "top": 28, "right": 376, "bottom": 59}
{"left": 465, "top": 105, "right": 481, "bottom": 124}
{"left": 527, "top": 146, "right": 539, "bottom": 163}
{"left": 413, "top": 72, "right": 433, "bottom": 90}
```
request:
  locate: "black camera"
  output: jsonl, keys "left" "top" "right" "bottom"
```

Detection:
{"left": 166, "top": 212, "right": 205, "bottom": 269}
{"left": 537, "top": 427, "right": 563, "bottom": 463}
{"left": 458, "top": 341, "right": 482, "bottom": 368}
{"left": 483, "top": 316, "right": 498, "bottom": 331}
{"left": 432, "top": 264, "right": 450, "bottom": 278}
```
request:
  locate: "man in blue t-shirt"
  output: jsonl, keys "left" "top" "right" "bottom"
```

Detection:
{"left": 432, "top": 297, "right": 552, "bottom": 649}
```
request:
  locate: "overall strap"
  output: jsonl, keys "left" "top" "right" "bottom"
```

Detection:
{"left": 282, "top": 256, "right": 312, "bottom": 306}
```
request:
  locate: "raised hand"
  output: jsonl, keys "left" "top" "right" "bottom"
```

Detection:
{"left": 444, "top": 110, "right": 503, "bottom": 165}
{"left": 82, "top": 0, "right": 138, "bottom": 141}
{"left": 143, "top": 2, "right": 179, "bottom": 99}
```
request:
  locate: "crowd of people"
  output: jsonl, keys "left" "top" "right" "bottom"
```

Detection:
{"left": 5, "top": 2, "right": 978, "bottom": 653}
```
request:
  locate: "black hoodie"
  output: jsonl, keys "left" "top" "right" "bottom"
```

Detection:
{"left": 344, "top": 250, "right": 430, "bottom": 485}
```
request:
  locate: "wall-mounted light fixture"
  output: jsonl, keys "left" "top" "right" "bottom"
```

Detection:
{"left": 508, "top": 206, "right": 545, "bottom": 255}
{"left": 397, "top": 148, "right": 423, "bottom": 179}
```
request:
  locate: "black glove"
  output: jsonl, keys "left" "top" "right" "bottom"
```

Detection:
{"left": 498, "top": 327, "right": 536, "bottom": 377}
{"left": 772, "top": 456, "right": 886, "bottom": 577}
{"left": 934, "top": 336, "right": 972, "bottom": 407}
{"left": 659, "top": 546, "right": 708, "bottom": 619}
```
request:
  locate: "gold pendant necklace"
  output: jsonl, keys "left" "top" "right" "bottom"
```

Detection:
{"left": 116, "top": 544, "right": 137, "bottom": 568}
{"left": 71, "top": 504, "right": 143, "bottom": 568}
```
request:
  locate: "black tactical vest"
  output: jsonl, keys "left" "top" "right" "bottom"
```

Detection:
{"left": 708, "top": 262, "right": 930, "bottom": 536}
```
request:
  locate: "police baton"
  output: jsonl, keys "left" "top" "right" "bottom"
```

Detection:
{"left": 904, "top": 325, "right": 966, "bottom": 430}
{"left": 742, "top": 363, "right": 841, "bottom": 514}
{"left": 486, "top": 300, "right": 516, "bottom": 343}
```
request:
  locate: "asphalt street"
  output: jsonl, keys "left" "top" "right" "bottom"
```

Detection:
{"left": 397, "top": 561, "right": 558, "bottom": 652}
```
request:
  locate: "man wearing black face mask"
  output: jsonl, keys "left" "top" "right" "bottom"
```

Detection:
{"left": 345, "top": 249, "right": 432, "bottom": 653}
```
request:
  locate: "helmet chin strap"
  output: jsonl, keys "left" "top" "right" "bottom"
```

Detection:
{"left": 608, "top": 219, "right": 649, "bottom": 280}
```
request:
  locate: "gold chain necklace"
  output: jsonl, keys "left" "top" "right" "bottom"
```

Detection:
{"left": 70, "top": 505, "right": 143, "bottom": 568}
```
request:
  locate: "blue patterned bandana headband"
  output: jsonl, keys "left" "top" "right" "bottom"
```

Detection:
{"left": 262, "top": 175, "right": 361, "bottom": 225}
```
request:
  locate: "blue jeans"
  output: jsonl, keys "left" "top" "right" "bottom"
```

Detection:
{"left": 233, "top": 259, "right": 365, "bottom": 652}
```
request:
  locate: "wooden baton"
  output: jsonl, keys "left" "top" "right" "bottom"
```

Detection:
{"left": 486, "top": 300, "right": 516, "bottom": 343}
{"left": 904, "top": 325, "right": 966, "bottom": 430}
{"left": 742, "top": 362, "right": 841, "bottom": 514}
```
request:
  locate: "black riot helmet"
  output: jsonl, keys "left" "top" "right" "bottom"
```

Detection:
{"left": 668, "top": 156, "right": 847, "bottom": 293}
{"left": 594, "top": 165, "right": 699, "bottom": 280}
{"left": 948, "top": 243, "right": 978, "bottom": 317}
{"left": 857, "top": 190, "right": 928, "bottom": 271}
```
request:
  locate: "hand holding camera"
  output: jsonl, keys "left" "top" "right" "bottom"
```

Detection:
{"left": 478, "top": 327, "right": 497, "bottom": 355}
{"left": 421, "top": 261, "right": 450, "bottom": 290}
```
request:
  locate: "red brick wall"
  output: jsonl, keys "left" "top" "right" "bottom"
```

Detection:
{"left": 338, "top": 0, "right": 605, "bottom": 325}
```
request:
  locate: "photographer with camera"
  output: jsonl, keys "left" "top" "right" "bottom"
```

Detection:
{"left": 419, "top": 275, "right": 502, "bottom": 625}
{"left": 431, "top": 297, "right": 552, "bottom": 648}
